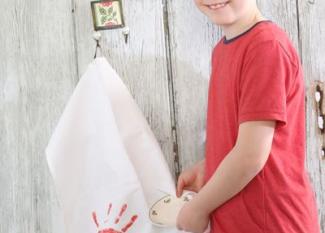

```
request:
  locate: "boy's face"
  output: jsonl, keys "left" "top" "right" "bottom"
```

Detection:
{"left": 194, "top": 0, "right": 257, "bottom": 26}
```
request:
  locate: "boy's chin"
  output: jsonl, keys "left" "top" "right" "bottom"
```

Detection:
{"left": 208, "top": 15, "right": 236, "bottom": 26}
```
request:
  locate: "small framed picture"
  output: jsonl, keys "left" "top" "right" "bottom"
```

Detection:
{"left": 91, "top": 0, "right": 125, "bottom": 30}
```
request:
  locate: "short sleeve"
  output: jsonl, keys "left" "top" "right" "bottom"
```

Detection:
{"left": 238, "top": 40, "right": 295, "bottom": 128}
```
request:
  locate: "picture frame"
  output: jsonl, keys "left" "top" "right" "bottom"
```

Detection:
{"left": 91, "top": 0, "right": 125, "bottom": 31}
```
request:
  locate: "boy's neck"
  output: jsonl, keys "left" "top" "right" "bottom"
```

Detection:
{"left": 222, "top": 9, "right": 266, "bottom": 41}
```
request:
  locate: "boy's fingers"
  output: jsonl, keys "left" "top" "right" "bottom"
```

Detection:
{"left": 176, "top": 177, "right": 185, "bottom": 197}
{"left": 177, "top": 171, "right": 197, "bottom": 197}
{"left": 182, "top": 185, "right": 197, "bottom": 193}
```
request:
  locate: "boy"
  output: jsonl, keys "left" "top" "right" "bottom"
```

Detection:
{"left": 175, "top": 0, "right": 321, "bottom": 233}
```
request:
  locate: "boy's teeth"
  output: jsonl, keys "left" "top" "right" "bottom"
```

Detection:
{"left": 209, "top": 2, "right": 227, "bottom": 9}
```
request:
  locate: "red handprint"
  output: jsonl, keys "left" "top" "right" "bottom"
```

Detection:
{"left": 92, "top": 203, "right": 138, "bottom": 233}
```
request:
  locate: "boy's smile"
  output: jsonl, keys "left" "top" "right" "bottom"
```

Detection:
{"left": 206, "top": 1, "right": 230, "bottom": 10}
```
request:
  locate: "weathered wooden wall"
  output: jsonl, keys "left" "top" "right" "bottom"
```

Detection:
{"left": 0, "top": 0, "right": 324, "bottom": 232}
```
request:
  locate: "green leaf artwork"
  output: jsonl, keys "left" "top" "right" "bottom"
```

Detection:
{"left": 101, "top": 15, "right": 107, "bottom": 25}
{"left": 99, "top": 7, "right": 106, "bottom": 15}
{"left": 107, "top": 7, "right": 113, "bottom": 15}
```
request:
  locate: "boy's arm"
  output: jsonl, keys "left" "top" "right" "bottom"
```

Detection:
{"left": 190, "top": 120, "right": 276, "bottom": 215}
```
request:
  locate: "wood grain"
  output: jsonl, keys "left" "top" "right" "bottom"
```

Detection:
{"left": 297, "top": 0, "right": 325, "bottom": 231}
{"left": 0, "top": 0, "right": 77, "bottom": 232}
{"left": 166, "top": 0, "right": 221, "bottom": 170}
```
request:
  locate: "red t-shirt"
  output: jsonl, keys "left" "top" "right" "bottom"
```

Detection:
{"left": 204, "top": 21, "right": 320, "bottom": 233}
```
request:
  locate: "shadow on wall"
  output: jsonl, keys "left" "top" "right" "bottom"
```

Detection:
{"left": 100, "top": 51, "right": 209, "bottom": 173}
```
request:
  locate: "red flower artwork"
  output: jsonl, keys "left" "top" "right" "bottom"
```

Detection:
{"left": 100, "top": 1, "right": 113, "bottom": 7}
{"left": 92, "top": 203, "right": 138, "bottom": 233}
{"left": 105, "top": 21, "right": 117, "bottom": 26}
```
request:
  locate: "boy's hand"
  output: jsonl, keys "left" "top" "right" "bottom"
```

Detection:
{"left": 176, "top": 159, "right": 205, "bottom": 197}
{"left": 176, "top": 200, "right": 209, "bottom": 233}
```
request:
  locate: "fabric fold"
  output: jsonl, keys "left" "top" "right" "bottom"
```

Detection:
{"left": 45, "top": 57, "right": 179, "bottom": 233}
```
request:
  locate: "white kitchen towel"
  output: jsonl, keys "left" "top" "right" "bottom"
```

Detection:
{"left": 45, "top": 57, "right": 183, "bottom": 233}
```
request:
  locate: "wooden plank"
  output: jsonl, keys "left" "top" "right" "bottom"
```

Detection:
{"left": 0, "top": 0, "right": 77, "bottom": 232}
{"left": 297, "top": 0, "right": 325, "bottom": 230}
{"left": 72, "top": 0, "right": 175, "bottom": 174}
{"left": 166, "top": 0, "right": 221, "bottom": 170}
